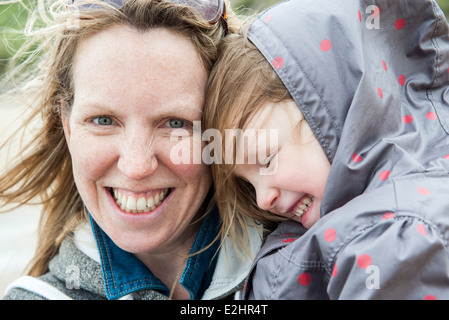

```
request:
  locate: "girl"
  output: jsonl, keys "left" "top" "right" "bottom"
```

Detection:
{"left": 204, "top": 0, "right": 449, "bottom": 299}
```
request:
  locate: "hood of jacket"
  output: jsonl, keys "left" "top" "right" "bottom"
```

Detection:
{"left": 247, "top": 0, "right": 449, "bottom": 216}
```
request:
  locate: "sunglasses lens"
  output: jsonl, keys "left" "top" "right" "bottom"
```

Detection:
{"left": 67, "top": 0, "right": 123, "bottom": 9}
{"left": 179, "top": 0, "right": 223, "bottom": 23}
{"left": 67, "top": 0, "right": 224, "bottom": 24}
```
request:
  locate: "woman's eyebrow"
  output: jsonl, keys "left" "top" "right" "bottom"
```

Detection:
{"left": 155, "top": 104, "right": 203, "bottom": 119}
{"left": 75, "top": 102, "right": 203, "bottom": 119}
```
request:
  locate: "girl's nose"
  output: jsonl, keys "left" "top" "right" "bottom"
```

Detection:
{"left": 256, "top": 186, "right": 280, "bottom": 212}
{"left": 117, "top": 134, "right": 158, "bottom": 181}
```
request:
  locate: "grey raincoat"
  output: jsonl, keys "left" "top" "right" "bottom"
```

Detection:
{"left": 243, "top": 0, "right": 449, "bottom": 299}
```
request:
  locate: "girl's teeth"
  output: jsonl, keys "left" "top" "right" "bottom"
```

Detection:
{"left": 303, "top": 197, "right": 312, "bottom": 205}
{"left": 113, "top": 188, "right": 169, "bottom": 213}
{"left": 293, "top": 195, "right": 314, "bottom": 218}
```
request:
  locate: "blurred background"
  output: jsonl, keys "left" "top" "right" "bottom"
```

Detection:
{"left": 0, "top": 0, "right": 448, "bottom": 298}
{"left": 1, "top": 0, "right": 449, "bottom": 77}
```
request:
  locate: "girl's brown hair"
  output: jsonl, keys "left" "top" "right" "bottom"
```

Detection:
{"left": 0, "top": 0, "right": 242, "bottom": 277}
{"left": 204, "top": 25, "right": 293, "bottom": 251}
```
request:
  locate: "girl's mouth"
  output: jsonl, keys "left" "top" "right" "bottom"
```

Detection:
{"left": 109, "top": 187, "right": 172, "bottom": 213}
{"left": 291, "top": 194, "right": 314, "bottom": 219}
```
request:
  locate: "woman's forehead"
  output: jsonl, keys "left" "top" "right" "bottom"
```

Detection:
{"left": 71, "top": 25, "right": 208, "bottom": 115}
{"left": 73, "top": 25, "right": 205, "bottom": 81}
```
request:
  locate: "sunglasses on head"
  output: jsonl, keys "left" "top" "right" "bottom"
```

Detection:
{"left": 66, "top": 0, "right": 227, "bottom": 28}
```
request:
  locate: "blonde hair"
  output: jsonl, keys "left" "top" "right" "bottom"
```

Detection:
{"left": 0, "top": 0, "right": 242, "bottom": 277}
{"left": 204, "top": 25, "right": 293, "bottom": 250}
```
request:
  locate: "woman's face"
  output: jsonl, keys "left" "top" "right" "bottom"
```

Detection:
{"left": 62, "top": 25, "right": 212, "bottom": 255}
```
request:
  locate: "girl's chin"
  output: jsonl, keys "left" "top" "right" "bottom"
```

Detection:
{"left": 301, "top": 207, "right": 320, "bottom": 229}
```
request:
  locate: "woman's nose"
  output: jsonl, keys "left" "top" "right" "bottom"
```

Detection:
{"left": 256, "top": 186, "right": 280, "bottom": 212}
{"left": 117, "top": 134, "right": 158, "bottom": 180}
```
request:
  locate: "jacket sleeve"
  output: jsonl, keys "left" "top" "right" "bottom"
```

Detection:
{"left": 327, "top": 216, "right": 449, "bottom": 300}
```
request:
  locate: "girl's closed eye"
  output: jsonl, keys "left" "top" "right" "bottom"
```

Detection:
{"left": 263, "top": 152, "right": 277, "bottom": 168}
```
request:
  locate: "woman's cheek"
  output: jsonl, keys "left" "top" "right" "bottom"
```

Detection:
{"left": 70, "top": 134, "right": 117, "bottom": 181}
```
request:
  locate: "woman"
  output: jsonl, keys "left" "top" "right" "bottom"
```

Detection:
{"left": 1, "top": 0, "right": 261, "bottom": 300}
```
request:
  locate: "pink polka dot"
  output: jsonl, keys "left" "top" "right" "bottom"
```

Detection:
{"left": 417, "top": 223, "right": 427, "bottom": 236}
{"left": 332, "top": 263, "right": 338, "bottom": 277}
{"left": 320, "top": 39, "right": 332, "bottom": 52}
{"left": 424, "top": 295, "right": 437, "bottom": 300}
{"left": 379, "top": 170, "right": 391, "bottom": 181}
{"left": 377, "top": 87, "right": 383, "bottom": 98}
{"left": 283, "top": 238, "right": 295, "bottom": 243}
{"left": 263, "top": 14, "right": 273, "bottom": 23}
{"left": 372, "top": 6, "right": 380, "bottom": 18}
{"left": 382, "top": 60, "right": 388, "bottom": 71}
{"left": 402, "top": 115, "right": 414, "bottom": 124}
{"left": 426, "top": 112, "right": 437, "bottom": 120}
{"left": 324, "top": 228, "right": 337, "bottom": 242}
{"left": 358, "top": 10, "right": 362, "bottom": 22}
{"left": 382, "top": 212, "right": 396, "bottom": 220}
{"left": 357, "top": 254, "right": 372, "bottom": 269}
{"left": 298, "top": 273, "right": 311, "bottom": 286}
{"left": 352, "top": 152, "right": 362, "bottom": 163}
{"left": 417, "top": 187, "right": 431, "bottom": 196}
{"left": 399, "top": 74, "right": 406, "bottom": 86}
{"left": 395, "top": 18, "right": 406, "bottom": 30}
{"left": 273, "top": 57, "right": 284, "bottom": 69}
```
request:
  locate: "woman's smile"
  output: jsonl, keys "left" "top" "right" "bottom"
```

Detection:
{"left": 110, "top": 187, "right": 171, "bottom": 213}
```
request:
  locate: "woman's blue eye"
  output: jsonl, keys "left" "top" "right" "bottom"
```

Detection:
{"left": 168, "top": 119, "right": 185, "bottom": 128}
{"left": 93, "top": 117, "right": 114, "bottom": 125}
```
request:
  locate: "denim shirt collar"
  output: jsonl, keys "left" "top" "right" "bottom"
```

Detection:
{"left": 90, "top": 208, "right": 220, "bottom": 300}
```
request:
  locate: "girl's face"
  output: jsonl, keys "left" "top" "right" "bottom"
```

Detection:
{"left": 62, "top": 25, "right": 212, "bottom": 255}
{"left": 234, "top": 101, "right": 331, "bottom": 229}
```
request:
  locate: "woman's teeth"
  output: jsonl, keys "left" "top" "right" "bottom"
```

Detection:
{"left": 113, "top": 188, "right": 170, "bottom": 213}
{"left": 294, "top": 195, "right": 314, "bottom": 218}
